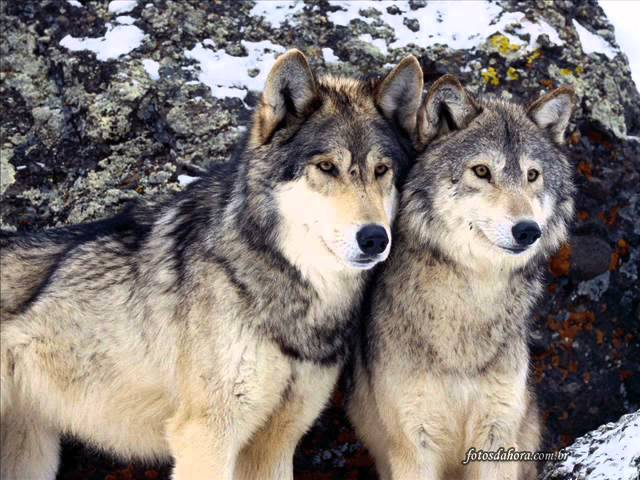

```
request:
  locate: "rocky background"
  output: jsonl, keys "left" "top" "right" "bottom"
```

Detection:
{"left": 1, "top": 0, "right": 638, "bottom": 479}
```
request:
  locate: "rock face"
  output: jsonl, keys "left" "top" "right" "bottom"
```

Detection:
{"left": 1, "top": 1, "right": 638, "bottom": 479}
{"left": 542, "top": 411, "right": 640, "bottom": 480}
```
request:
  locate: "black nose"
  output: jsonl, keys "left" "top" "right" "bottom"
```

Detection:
{"left": 356, "top": 225, "right": 389, "bottom": 256}
{"left": 512, "top": 221, "right": 542, "bottom": 246}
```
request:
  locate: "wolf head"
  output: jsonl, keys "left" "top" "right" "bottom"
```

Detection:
{"left": 403, "top": 75, "right": 576, "bottom": 271}
{"left": 242, "top": 50, "right": 423, "bottom": 273}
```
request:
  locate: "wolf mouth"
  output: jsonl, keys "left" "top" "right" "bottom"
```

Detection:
{"left": 474, "top": 224, "right": 531, "bottom": 255}
{"left": 500, "top": 246, "right": 529, "bottom": 254}
{"left": 319, "top": 237, "right": 380, "bottom": 270}
{"left": 350, "top": 256, "right": 382, "bottom": 269}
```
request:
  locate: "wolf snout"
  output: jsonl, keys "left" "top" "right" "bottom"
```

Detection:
{"left": 356, "top": 225, "right": 389, "bottom": 256}
{"left": 512, "top": 221, "right": 542, "bottom": 247}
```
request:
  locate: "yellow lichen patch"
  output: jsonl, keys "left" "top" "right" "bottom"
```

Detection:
{"left": 527, "top": 49, "right": 542, "bottom": 67}
{"left": 489, "top": 34, "right": 521, "bottom": 56}
{"left": 575, "top": 65, "right": 584, "bottom": 75}
{"left": 559, "top": 68, "right": 573, "bottom": 76}
{"left": 506, "top": 67, "right": 519, "bottom": 81}
{"left": 481, "top": 67, "right": 500, "bottom": 86}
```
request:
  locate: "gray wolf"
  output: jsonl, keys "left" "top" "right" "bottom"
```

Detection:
{"left": 0, "top": 50, "right": 424, "bottom": 480}
{"left": 347, "top": 75, "right": 576, "bottom": 480}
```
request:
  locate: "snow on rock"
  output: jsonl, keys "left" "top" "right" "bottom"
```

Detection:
{"left": 322, "top": 47, "right": 340, "bottom": 64}
{"left": 60, "top": 24, "right": 145, "bottom": 61}
{"left": 66, "top": 0, "right": 82, "bottom": 7}
{"left": 142, "top": 59, "right": 160, "bottom": 80}
{"left": 107, "top": 0, "right": 137, "bottom": 15}
{"left": 249, "top": 0, "right": 306, "bottom": 28}
{"left": 542, "top": 411, "right": 640, "bottom": 480}
{"left": 184, "top": 40, "right": 285, "bottom": 99}
{"left": 327, "top": 0, "right": 563, "bottom": 51}
{"left": 115, "top": 15, "right": 136, "bottom": 25}
{"left": 358, "top": 33, "right": 389, "bottom": 55}
{"left": 573, "top": 19, "right": 617, "bottom": 60}
{"left": 177, "top": 175, "right": 199, "bottom": 187}
{"left": 597, "top": 0, "right": 639, "bottom": 90}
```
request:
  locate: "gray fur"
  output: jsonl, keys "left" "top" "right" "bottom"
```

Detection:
{"left": 0, "top": 51, "right": 423, "bottom": 480}
{"left": 348, "top": 83, "right": 575, "bottom": 480}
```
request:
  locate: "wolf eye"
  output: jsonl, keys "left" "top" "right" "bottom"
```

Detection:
{"left": 317, "top": 161, "right": 337, "bottom": 175}
{"left": 527, "top": 169, "right": 540, "bottom": 182}
{"left": 472, "top": 165, "right": 491, "bottom": 180}
{"left": 374, "top": 164, "right": 389, "bottom": 177}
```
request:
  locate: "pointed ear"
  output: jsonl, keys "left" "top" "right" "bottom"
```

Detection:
{"left": 417, "top": 74, "right": 481, "bottom": 148}
{"left": 250, "top": 49, "right": 319, "bottom": 147}
{"left": 375, "top": 55, "right": 424, "bottom": 138}
{"left": 527, "top": 86, "right": 576, "bottom": 144}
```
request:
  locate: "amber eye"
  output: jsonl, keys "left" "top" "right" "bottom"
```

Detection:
{"left": 527, "top": 169, "right": 540, "bottom": 182}
{"left": 472, "top": 164, "right": 491, "bottom": 180}
{"left": 317, "top": 161, "right": 336, "bottom": 174}
{"left": 375, "top": 164, "right": 389, "bottom": 177}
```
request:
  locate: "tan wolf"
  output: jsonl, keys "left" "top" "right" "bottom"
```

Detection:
{"left": 347, "top": 75, "right": 576, "bottom": 480}
{"left": 0, "top": 50, "right": 425, "bottom": 480}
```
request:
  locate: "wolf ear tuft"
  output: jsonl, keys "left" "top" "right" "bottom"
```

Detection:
{"left": 527, "top": 86, "right": 576, "bottom": 144}
{"left": 417, "top": 74, "right": 480, "bottom": 148}
{"left": 250, "top": 49, "right": 319, "bottom": 147}
{"left": 376, "top": 55, "right": 424, "bottom": 138}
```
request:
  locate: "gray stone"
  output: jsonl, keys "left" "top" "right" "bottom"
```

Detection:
{"left": 570, "top": 236, "right": 613, "bottom": 281}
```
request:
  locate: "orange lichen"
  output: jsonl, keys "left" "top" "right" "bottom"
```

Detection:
{"left": 609, "top": 251, "right": 620, "bottom": 271}
{"left": 577, "top": 161, "right": 593, "bottom": 179}
{"left": 607, "top": 206, "right": 619, "bottom": 226}
{"left": 549, "top": 244, "right": 572, "bottom": 277}
{"left": 539, "top": 79, "right": 554, "bottom": 89}
{"left": 617, "top": 238, "right": 630, "bottom": 255}
{"left": 578, "top": 211, "right": 590, "bottom": 221}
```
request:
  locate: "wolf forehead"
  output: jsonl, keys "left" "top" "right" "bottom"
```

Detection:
{"left": 263, "top": 75, "right": 412, "bottom": 177}
{"left": 428, "top": 97, "right": 569, "bottom": 180}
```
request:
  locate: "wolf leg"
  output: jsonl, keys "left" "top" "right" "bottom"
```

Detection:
{"left": 0, "top": 408, "right": 60, "bottom": 480}
{"left": 463, "top": 424, "right": 521, "bottom": 480}
{"left": 235, "top": 363, "right": 339, "bottom": 480}
{"left": 517, "top": 399, "right": 542, "bottom": 480}
{"left": 387, "top": 443, "right": 442, "bottom": 480}
{"left": 166, "top": 413, "right": 244, "bottom": 480}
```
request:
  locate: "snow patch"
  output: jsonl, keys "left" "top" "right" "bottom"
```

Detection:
{"left": 322, "top": 47, "right": 340, "bottom": 64}
{"left": 358, "top": 33, "right": 389, "bottom": 55}
{"left": 108, "top": 0, "right": 137, "bottom": 14}
{"left": 184, "top": 40, "right": 286, "bottom": 99}
{"left": 249, "top": 0, "right": 305, "bottom": 28}
{"left": 546, "top": 412, "right": 640, "bottom": 480}
{"left": 178, "top": 174, "right": 199, "bottom": 187}
{"left": 573, "top": 19, "right": 617, "bottom": 60}
{"left": 66, "top": 0, "right": 82, "bottom": 7}
{"left": 115, "top": 15, "right": 136, "bottom": 25}
{"left": 598, "top": 0, "right": 640, "bottom": 91}
{"left": 327, "top": 1, "right": 562, "bottom": 51}
{"left": 142, "top": 59, "right": 160, "bottom": 80}
{"left": 60, "top": 24, "right": 145, "bottom": 61}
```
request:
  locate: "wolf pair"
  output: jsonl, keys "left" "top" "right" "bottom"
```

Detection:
{"left": 0, "top": 49, "right": 574, "bottom": 480}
